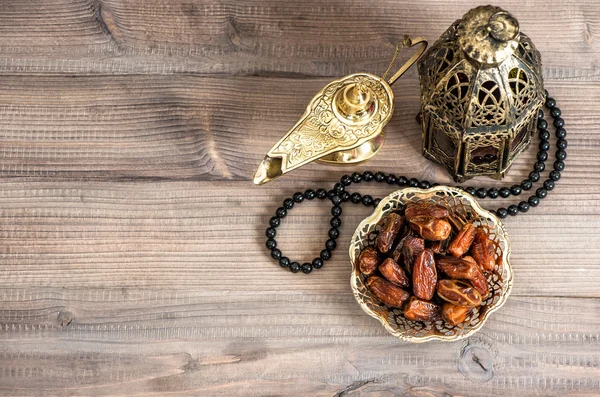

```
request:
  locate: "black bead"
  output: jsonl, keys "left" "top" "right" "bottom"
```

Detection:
{"left": 279, "top": 257, "right": 290, "bottom": 268}
{"left": 537, "top": 151, "right": 548, "bottom": 161}
{"left": 271, "top": 248, "right": 282, "bottom": 260}
{"left": 269, "top": 216, "right": 280, "bottom": 227}
{"left": 327, "top": 190, "right": 337, "bottom": 200}
{"left": 518, "top": 201, "right": 530, "bottom": 213}
{"left": 330, "top": 217, "right": 342, "bottom": 228}
{"left": 538, "top": 119, "right": 548, "bottom": 130}
{"left": 350, "top": 192, "right": 362, "bottom": 204}
{"left": 554, "top": 117, "right": 565, "bottom": 128}
{"left": 397, "top": 176, "right": 408, "bottom": 186}
{"left": 556, "top": 150, "right": 567, "bottom": 160}
{"left": 362, "top": 195, "right": 373, "bottom": 206}
{"left": 557, "top": 139, "right": 568, "bottom": 150}
{"left": 466, "top": 187, "right": 477, "bottom": 196}
{"left": 301, "top": 263, "right": 313, "bottom": 274}
{"left": 536, "top": 188, "right": 547, "bottom": 199}
{"left": 539, "top": 140, "right": 550, "bottom": 151}
{"left": 487, "top": 188, "right": 499, "bottom": 199}
{"left": 330, "top": 194, "right": 342, "bottom": 206}
{"left": 293, "top": 192, "right": 304, "bottom": 203}
{"left": 520, "top": 179, "right": 533, "bottom": 191}
{"left": 534, "top": 161, "right": 545, "bottom": 172}
{"left": 340, "top": 191, "right": 349, "bottom": 202}
{"left": 431, "top": 182, "right": 440, "bottom": 187}
{"left": 499, "top": 187, "right": 511, "bottom": 198}
{"left": 328, "top": 228, "right": 340, "bottom": 239}
{"left": 419, "top": 180, "right": 431, "bottom": 189}
{"left": 333, "top": 183, "right": 345, "bottom": 194}
{"left": 529, "top": 171, "right": 541, "bottom": 182}
{"left": 510, "top": 185, "right": 522, "bottom": 196}
{"left": 326, "top": 239, "right": 337, "bottom": 250}
{"left": 507, "top": 205, "right": 519, "bottom": 216}
{"left": 408, "top": 178, "right": 419, "bottom": 187}
{"left": 528, "top": 196, "right": 540, "bottom": 207}
{"left": 538, "top": 109, "right": 545, "bottom": 119}
{"left": 545, "top": 97, "right": 556, "bottom": 108}
{"left": 320, "top": 249, "right": 331, "bottom": 260}
{"left": 266, "top": 227, "right": 276, "bottom": 238}
{"left": 543, "top": 180, "right": 555, "bottom": 191}
{"left": 476, "top": 188, "right": 487, "bottom": 198}
{"left": 556, "top": 128, "right": 567, "bottom": 139}
{"left": 290, "top": 262, "right": 300, "bottom": 273}
{"left": 362, "top": 171, "right": 374, "bottom": 181}
{"left": 304, "top": 189, "right": 316, "bottom": 200}
{"left": 266, "top": 239, "right": 277, "bottom": 249}
{"left": 554, "top": 160, "right": 565, "bottom": 172}
{"left": 549, "top": 170, "right": 561, "bottom": 181}
{"left": 372, "top": 198, "right": 381, "bottom": 207}
{"left": 351, "top": 172, "right": 362, "bottom": 183}
{"left": 276, "top": 207, "right": 287, "bottom": 218}
{"left": 538, "top": 130, "right": 551, "bottom": 142}
{"left": 316, "top": 188, "right": 327, "bottom": 199}
{"left": 386, "top": 174, "right": 397, "bottom": 184}
{"left": 283, "top": 198, "right": 294, "bottom": 209}
{"left": 374, "top": 172, "right": 386, "bottom": 182}
{"left": 312, "top": 258, "right": 324, "bottom": 269}
{"left": 341, "top": 175, "right": 352, "bottom": 186}
{"left": 496, "top": 208, "right": 508, "bottom": 219}
{"left": 331, "top": 206, "right": 342, "bottom": 217}
{"left": 551, "top": 107, "right": 561, "bottom": 118}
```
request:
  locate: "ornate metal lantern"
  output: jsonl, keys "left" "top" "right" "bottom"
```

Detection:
{"left": 418, "top": 5, "right": 545, "bottom": 182}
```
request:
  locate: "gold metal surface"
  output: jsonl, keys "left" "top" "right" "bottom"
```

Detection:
{"left": 417, "top": 5, "right": 545, "bottom": 182}
{"left": 253, "top": 36, "right": 427, "bottom": 185}
{"left": 349, "top": 186, "right": 513, "bottom": 343}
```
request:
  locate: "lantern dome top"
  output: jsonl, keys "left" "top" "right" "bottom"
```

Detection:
{"left": 458, "top": 5, "right": 520, "bottom": 65}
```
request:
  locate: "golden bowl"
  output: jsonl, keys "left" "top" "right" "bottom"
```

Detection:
{"left": 349, "top": 186, "right": 513, "bottom": 343}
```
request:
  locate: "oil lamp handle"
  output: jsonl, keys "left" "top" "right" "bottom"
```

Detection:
{"left": 383, "top": 35, "right": 428, "bottom": 86}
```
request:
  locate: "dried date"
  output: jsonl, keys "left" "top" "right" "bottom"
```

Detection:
{"left": 379, "top": 258, "right": 410, "bottom": 288}
{"left": 412, "top": 249, "right": 437, "bottom": 300}
{"left": 429, "top": 238, "right": 449, "bottom": 254}
{"left": 359, "top": 246, "right": 379, "bottom": 275}
{"left": 409, "top": 216, "right": 452, "bottom": 241}
{"left": 400, "top": 235, "right": 425, "bottom": 274}
{"left": 404, "top": 297, "right": 441, "bottom": 322}
{"left": 437, "top": 279, "right": 482, "bottom": 307}
{"left": 471, "top": 228, "right": 496, "bottom": 272}
{"left": 435, "top": 256, "right": 479, "bottom": 280}
{"left": 376, "top": 213, "right": 404, "bottom": 253}
{"left": 470, "top": 268, "right": 490, "bottom": 298}
{"left": 441, "top": 303, "right": 471, "bottom": 326}
{"left": 448, "top": 223, "right": 476, "bottom": 258}
{"left": 405, "top": 202, "right": 449, "bottom": 222}
{"left": 366, "top": 275, "right": 410, "bottom": 308}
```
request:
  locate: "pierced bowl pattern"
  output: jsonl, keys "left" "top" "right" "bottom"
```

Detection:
{"left": 349, "top": 186, "right": 513, "bottom": 343}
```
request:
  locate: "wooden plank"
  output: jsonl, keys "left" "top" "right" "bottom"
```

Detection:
{"left": 0, "top": 76, "right": 597, "bottom": 183}
{"left": 0, "top": 0, "right": 597, "bottom": 78}
{"left": 0, "top": 181, "right": 598, "bottom": 297}
{"left": 0, "top": 288, "right": 599, "bottom": 396}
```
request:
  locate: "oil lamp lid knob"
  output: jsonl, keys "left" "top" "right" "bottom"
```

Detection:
{"left": 457, "top": 5, "right": 520, "bottom": 65}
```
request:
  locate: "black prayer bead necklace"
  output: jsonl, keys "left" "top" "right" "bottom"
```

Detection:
{"left": 265, "top": 92, "right": 567, "bottom": 274}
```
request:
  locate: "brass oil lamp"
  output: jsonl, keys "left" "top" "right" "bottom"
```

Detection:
{"left": 418, "top": 5, "right": 545, "bottom": 182}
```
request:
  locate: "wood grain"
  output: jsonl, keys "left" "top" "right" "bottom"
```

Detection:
{"left": 0, "top": 0, "right": 599, "bottom": 395}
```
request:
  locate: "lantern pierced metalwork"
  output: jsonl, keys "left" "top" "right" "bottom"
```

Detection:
{"left": 418, "top": 5, "right": 545, "bottom": 182}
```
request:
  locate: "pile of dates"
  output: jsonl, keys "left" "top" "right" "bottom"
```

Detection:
{"left": 358, "top": 201, "right": 498, "bottom": 326}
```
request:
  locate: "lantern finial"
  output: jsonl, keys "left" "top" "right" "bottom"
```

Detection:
{"left": 458, "top": 5, "right": 520, "bottom": 65}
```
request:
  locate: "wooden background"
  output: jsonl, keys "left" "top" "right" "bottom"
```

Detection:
{"left": 0, "top": 0, "right": 599, "bottom": 395}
